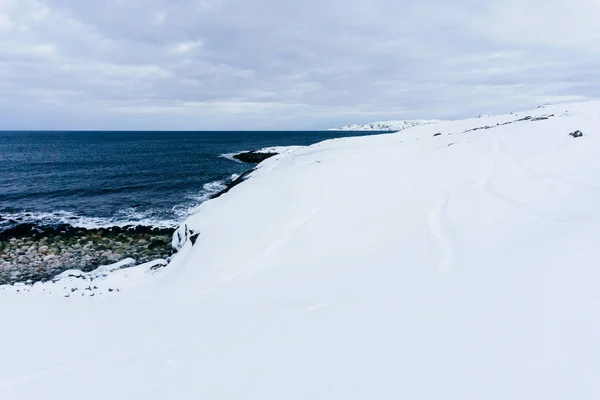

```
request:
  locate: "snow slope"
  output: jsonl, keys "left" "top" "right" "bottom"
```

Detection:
{"left": 329, "top": 119, "right": 437, "bottom": 131}
{"left": 2, "top": 102, "right": 600, "bottom": 399}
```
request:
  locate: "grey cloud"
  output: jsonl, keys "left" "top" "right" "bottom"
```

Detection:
{"left": 0, "top": 0, "right": 599, "bottom": 129}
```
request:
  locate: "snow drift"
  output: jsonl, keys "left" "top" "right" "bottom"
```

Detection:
{"left": 2, "top": 101, "right": 600, "bottom": 399}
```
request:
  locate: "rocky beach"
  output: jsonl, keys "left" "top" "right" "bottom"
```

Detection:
{"left": 0, "top": 149, "right": 272, "bottom": 286}
{"left": 0, "top": 224, "right": 173, "bottom": 285}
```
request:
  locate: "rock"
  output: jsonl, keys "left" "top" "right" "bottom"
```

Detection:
{"left": 569, "top": 130, "right": 583, "bottom": 138}
{"left": 100, "top": 251, "right": 113, "bottom": 258}
{"left": 38, "top": 246, "right": 50, "bottom": 253}
{"left": 148, "top": 238, "right": 168, "bottom": 250}
{"left": 433, "top": 133, "right": 442, "bottom": 137}
{"left": 233, "top": 151, "right": 278, "bottom": 164}
{"left": 107, "top": 254, "right": 123, "bottom": 262}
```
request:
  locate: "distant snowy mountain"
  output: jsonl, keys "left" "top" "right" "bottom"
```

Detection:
{"left": 329, "top": 119, "right": 437, "bottom": 131}
{"left": 3, "top": 101, "right": 600, "bottom": 399}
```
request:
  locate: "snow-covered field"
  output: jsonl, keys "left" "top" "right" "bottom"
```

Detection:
{"left": 2, "top": 101, "right": 600, "bottom": 399}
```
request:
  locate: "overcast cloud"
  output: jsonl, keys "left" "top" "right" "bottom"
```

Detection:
{"left": 0, "top": 0, "right": 599, "bottom": 130}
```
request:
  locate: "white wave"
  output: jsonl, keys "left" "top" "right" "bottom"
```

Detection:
{"left": 0, "top": 209, "right": 179, "bottom": 230}
{"left": 219, "top": 153, "right": 244, "bottom": 163}
{"left": 203, "top": 180, "right": 227, "bottom": 193}
{"left": 174, "top": 179, "right": 229, "bottom": 218}
{"left": 2, "top": 177, "right": 239, "bottom": 232}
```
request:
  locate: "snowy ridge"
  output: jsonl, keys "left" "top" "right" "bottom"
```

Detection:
{"left": 3, "top": 101, "right": 600, "bottom": 399}
{"left": 329, "top": 119, "right": 437, "bottom": 131}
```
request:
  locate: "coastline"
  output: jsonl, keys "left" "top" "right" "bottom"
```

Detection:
{"left": 0, "top": 146, "right": 283, "bottom": 287}
{"left": 3, "top": 101, "right": 600, "bottom": 398}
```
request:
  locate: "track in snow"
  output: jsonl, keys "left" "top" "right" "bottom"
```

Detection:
{"left": 472, "top": 141, "right": 498, "bottom": 192}
{"left": 426, "top": 196, "right": 454, "bottom": 273}
{"left": 466, "top": 140, "right": 567, "bottom": 223}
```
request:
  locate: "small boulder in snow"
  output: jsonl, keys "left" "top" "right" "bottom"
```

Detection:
{"left": 569, "top": 130, "right": 584, "bottom": 138}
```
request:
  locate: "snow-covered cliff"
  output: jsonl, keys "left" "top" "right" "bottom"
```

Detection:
{"left": 329, "top": 119, "right": 437, "bottom": 131}
{"left": 3, "top": 101, "right": 600, "bottom": 399}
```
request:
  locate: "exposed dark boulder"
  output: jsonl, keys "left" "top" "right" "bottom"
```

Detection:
{"left": 148, "top": 238, "right": 168, "bottom": 250}
{"left": 233, "top": 151, "right": 278, "bottom": 164}
{"left": 189, "top": 232, "right": 200, "bottom": 246}
{"left": 569, "top": 130, "right": 584, "bottom": 138}
{"left": 433, "top": 133, "right": 442, "bottom": 137}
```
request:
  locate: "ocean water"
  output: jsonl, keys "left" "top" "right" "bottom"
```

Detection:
{"left": 0, "top": 130, "right": 382, "bottom": 233}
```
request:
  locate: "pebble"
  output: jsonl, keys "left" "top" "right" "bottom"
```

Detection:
{"left": 107, "top": 254, "right": 122, "bottom": 262}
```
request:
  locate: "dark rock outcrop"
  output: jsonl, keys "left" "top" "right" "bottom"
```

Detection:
{"left": 569, "top": 130, "right": 584, "bottom": 138}
{"left": 517, "top": 116, "right": 533, "bottom": 121}
{"left": 210, "top": 169, "right": 254, "bottom": 200}
{"left": 233, "top": 151, "right": 278, "bottom": 164}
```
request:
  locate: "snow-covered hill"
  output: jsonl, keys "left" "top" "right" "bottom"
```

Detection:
{"left": 329, "top": 119, "right": 437, "bottom": 131}
{"left": 2, "top": 101, "right": 600, "bottom": 399}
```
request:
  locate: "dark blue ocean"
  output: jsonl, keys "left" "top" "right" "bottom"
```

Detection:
{"left": 0, "top": 131, "right": 379, "bottom": 232}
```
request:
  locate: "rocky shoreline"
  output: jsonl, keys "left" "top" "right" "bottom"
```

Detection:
{"left": 1, "top": 167, "right": 256, "bottom": 286}
{"left": 0, "top": 147, "right": 283, "bottom": 287}
{"left": 0, "top": 224, "right": 174, "bottom": 285}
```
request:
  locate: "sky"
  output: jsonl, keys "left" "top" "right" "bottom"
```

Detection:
{"left": 0, "top": 0, "right": 599, "bottom": 130}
